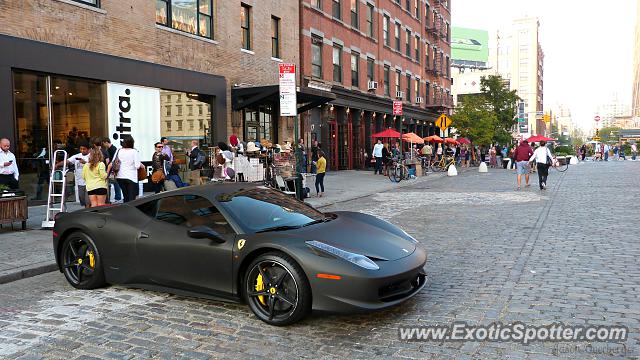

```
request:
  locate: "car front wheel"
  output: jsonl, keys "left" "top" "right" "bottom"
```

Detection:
{"left": 244, "top": 252, "right": 311, "bottom": 326}
{"left": 60, "top": 231, "right": 106, "bottom": 290}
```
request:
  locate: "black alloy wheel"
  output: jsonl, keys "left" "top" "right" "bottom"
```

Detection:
{"left": 244, "top": 252, "right": 311, "bottom": 326}
{"left": 61, "top": 231, "right": 105, "bottom": 290}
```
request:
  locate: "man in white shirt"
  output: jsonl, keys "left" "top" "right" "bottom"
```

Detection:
{"left": 0, "top": 138, "right": 19, "bottom": 189}
{"left": 372, "top": 139, "right": 384, "bottom": 175}
{"left": 57, "top": 141, "right": 90, "bottom": 207}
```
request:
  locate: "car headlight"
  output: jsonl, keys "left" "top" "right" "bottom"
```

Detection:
{"left": 306, "top": 240, "right": 379, "bottom": 270}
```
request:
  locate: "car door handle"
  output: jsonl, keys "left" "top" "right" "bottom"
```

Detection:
{"left": 138, "top": 231, "right": 149, "bottom": 239}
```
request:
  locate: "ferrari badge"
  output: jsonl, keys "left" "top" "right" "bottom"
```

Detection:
{"left": 237, "top": 239, "right": 246, "bottom": 250}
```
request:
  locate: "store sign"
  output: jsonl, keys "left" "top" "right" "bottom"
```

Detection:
{"left": 279, "top": 63, "right": 297, "bottom": 116}
{"left": 107, "top": 82, "right": 160, "bottom": 161}
{"left": 393, "top": 100, "right": 403, "bottom": 115}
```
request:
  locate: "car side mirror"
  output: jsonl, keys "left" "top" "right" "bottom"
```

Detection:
{"left": 187, "top": 225, "right": 225, "bottom": 243}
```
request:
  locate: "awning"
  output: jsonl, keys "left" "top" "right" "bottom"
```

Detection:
{"left": 232, "top": 85, "right": 335, "bottom": 113}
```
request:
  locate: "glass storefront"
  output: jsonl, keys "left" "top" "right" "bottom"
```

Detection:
{"left": 243, "top": 104, "right": 274, "bottom": 143}
{"left": 13, "top": 71, "right": 106, "bottom": 203}
{"left": 12, "top": 71, "right": 214, "bottom": 205}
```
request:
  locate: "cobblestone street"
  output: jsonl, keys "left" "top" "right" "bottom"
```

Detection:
{"left": 1, "top": 162, "right": 639, "bottom": 359}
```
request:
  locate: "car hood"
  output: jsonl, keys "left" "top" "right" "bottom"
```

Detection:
{"left": 289, "top": 211, "right": 416, "bottom": 261}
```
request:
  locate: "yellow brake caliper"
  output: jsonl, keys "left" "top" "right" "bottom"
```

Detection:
{"left": 87, "top": 251, "right": 95, "bottom": 269}
{"left": 255, "top": 273, "right": 266, "bottom": 305}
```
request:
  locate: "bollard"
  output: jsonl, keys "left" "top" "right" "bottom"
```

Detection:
{"left": 447, "top": 164, "right": 458, "bottom": 176}
{"left": 569, "top": 156, "right": 579, "bottom": 165}
{"left": 478, "top": 162, "right": 488, "bottom": 173}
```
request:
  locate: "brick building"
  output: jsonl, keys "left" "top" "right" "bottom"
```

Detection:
{"left": 0, "top": 0, "right": 331, "bottom": 202}
{"left": 300, "top": 0, "right": 453, "bottom": 170}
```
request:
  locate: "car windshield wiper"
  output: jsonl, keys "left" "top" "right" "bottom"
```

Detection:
{"left": 301, "top": 217, "right": 332, "bottom": 227}
{"left": 256, "top": 225, "right": 304, "bottom": 233}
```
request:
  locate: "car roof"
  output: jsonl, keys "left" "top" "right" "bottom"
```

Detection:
{"left": 126, "top": 182, "right": 263, "bottom": 206}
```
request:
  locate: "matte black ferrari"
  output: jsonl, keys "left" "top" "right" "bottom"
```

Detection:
{"left": 53, "top": 183, "right": 427, "bottom": 325}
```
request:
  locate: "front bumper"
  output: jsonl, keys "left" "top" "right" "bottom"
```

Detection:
{"left": 308, "top": 248, "right": 427, "bottom": 313}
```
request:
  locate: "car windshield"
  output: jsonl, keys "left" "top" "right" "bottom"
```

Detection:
{"left": 217, "top": 187, "right": 325, "bottom": 233}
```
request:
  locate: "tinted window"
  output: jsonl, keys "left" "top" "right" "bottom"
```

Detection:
{"left": 150, "top": 195, "right": 235, "bottom": 234}
{"left": 217, "top": 187, "right": 324, "bottom": 233}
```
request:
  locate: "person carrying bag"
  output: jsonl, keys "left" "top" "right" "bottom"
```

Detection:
{"left": 529, "top": 140, "right": 553, "bottom": 190}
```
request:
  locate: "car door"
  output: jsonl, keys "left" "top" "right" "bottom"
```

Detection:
{"left": 137, "top": 194, "right": 236, "bottom": 296}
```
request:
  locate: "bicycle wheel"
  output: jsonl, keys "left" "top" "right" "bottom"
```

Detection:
{"left": 400, "top": 165, "right": 408, "bottom": 180}
{"left": 552, "top": 157, "right": 569, "bottom": 172}
{"left": 389, "top": 165, "right": 400, "bottom": 182}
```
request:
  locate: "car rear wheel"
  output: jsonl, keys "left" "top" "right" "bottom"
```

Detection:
{"left": 61, "top": 231, "right": 105, "bottom": 290}
{"left": 244, "top": 252, "right": 311, "bottom": 326}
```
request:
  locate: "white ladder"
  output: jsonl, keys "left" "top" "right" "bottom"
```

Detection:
{"left": 42, "top": 150, "right": 68, "bottom": 228}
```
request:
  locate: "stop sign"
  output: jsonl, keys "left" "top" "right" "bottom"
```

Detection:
{"left": 595, "top": 115, "right": 601, "bottom": 122}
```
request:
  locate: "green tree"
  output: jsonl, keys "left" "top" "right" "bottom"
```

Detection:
{"left": 452, "top": 95, "right": 497, "bottom": 145}
{"left": 479, "top": 75, "right": 521, "bottom": 141}
{"left": 598, "top": 126, "right": 622, "bottom": 143}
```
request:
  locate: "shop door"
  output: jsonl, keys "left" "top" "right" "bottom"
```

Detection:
{"left": 13, "top": 71, "right": 106, "bottom": 204}
{"left": 351, "top": 120, "right": 365, "bottom": 170}
{"left": 338, "top": 123, "right": 352, "bottom": 170}
{"left": 328, "top": 121, "right": 338, "bottom": 171}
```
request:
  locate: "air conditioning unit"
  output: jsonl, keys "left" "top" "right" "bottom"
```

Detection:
{"left": 367, "top": 81, "right": 378, "bottom": 90}
{"left": 395, "top": 91, "right": 405, "bottom": 99}
{"left": 416, "top": 96, "right": 423, "bottom": 103}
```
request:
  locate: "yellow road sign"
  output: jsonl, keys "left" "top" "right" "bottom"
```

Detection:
{"left": 435, "top": 114, "right": 452, "bottom": 132}
{"left": 592, "top": 136, "right": 601, "bottom": 141}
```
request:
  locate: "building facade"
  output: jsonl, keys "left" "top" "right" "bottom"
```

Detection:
{"left": 489, "top": 18, "right": 545, "bottom": 137}
{"left": 300, "top": 0, "right": 453, "bottom": 170}
{"left": 0, "top": 0, "right": 316, "bottom": 203}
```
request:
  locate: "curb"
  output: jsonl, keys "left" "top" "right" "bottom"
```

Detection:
{"left": 0, "top": 263, "right": 58, "bottom": 285}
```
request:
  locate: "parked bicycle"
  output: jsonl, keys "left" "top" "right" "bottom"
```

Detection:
{"left": 430, "top": 155, "right": 456, "bottom": 172}
{"left": 388, "top": 157, "right": 409, "bottom": 183}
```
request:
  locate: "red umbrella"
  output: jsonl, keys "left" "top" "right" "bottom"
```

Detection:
{"left": 402, "top": 132, "right": 424, "bottom": 144}
{"left": 423, "top": 135, "right": 444, "bottom": 143}
{"left": 527, "top": 135, "right": 556, "bottom": 143}
{"left": 458, "top": 137, "right": 471, "bottom": 144}
{"left": 444, "top": 138, "right": 459, "bottom": 145}
{"left": 372, "top": 129, "right": 401, "bottom": 138}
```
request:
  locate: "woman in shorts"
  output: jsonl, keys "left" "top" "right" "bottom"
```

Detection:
{"left": 82, "top": 147, "right": 108, "bottom": 207}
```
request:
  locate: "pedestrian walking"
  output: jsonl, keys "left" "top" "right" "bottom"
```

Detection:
{"left": 372, "top": 139, "right": 384, "bottom": 175}
{"left": 514, "top": 140, "right": 534, "bottom": 190}
{"left": 160, "top": 136, "right": 174, "bottom": 163}
{"left": 0, "top": 138, "right": 19, "bottom": 189}
{"left": 529, "top": 141, "right": 553, "bottom": 190}
{"left": 489, "top": 146, "right": 497, "bottom": 168}
{"left": 108, "top": 135, "right": 143, "bottom": 203}
{"left": 580, "top": 144, "right": 587, "bottom": 161}
{"left": 57, "top": 141, "right": 90, "bottom": 207}
{"left": 315, "top": 150, "right": 326, "bottom": 197}
{"left": 382, "top": 143, "right": 391, "bottom": 176}
{"left": 604, "top": 143, "right": 610, "bottom": 161}
{"left": 151, "top": 142, "right": 170, "bottom": 193}
{"left": 82, "top": 147, "right": 108, "bottom": 207}
{"left": 188, "top": 140, "right": 206, "bottom": 185}
{"left": 101, "top": 137, "right": 123, "bottom": 203}
{"left": 509, "top": 145, "right": 517, "bottom": 170}
{"left": 632, "top": 143, "right": 638, "bottom": 160}
{"left": 613, "top": 145, "right": 619, "bottom": 160}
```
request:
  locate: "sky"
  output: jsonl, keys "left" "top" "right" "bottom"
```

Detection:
{"left": 452, "top": 0, "right": 637, "bottom": 131}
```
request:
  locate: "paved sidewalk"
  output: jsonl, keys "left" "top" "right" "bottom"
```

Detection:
{"left": 305, "top": 169, "right": 446, "bottom": 208}
{"left": 0, "top": 167, "right": 466, "bottom": 284}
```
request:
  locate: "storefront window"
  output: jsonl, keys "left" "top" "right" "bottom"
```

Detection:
{"left": 243, "top": 105, "right": 274, "bottom": 143}
{"left": 13, "top": 72, "right": 106, "bottom": 204}
{"left": 159, "top": 90, "right": 212, "bottom": 153}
